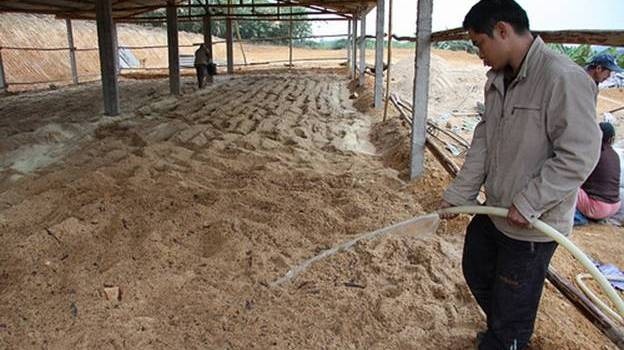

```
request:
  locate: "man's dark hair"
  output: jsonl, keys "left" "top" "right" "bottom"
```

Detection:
{"left": 463, "top": 0, "right": 530, "bottom": 37}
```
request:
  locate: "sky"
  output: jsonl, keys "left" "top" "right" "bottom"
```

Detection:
{"left": 311, "top": 0, "right": 624, "bottom": 38}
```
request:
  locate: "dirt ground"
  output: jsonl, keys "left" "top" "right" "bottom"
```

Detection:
{"left": 0, "top": 48, "right": 623, "bottom": 350}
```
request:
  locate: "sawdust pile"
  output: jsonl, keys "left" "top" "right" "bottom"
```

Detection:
{"left": 0, "top": 58, "right": 621, "bottom": 348}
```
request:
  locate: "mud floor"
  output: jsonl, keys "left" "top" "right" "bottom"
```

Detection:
{"left": 0, "top": 63, "right": 621, "bottom": 349}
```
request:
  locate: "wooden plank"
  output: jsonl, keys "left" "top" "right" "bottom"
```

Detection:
{"left": 166, "top": 0, "right": 180, "bottom": 95}
{"left": 95, "top": 0, "right": 120, "bottom": 116}
{"left": 410, "top": 0, "right": 432, "bottom": 179}
{"left": 373, "top": 0, "right": 385, "bottom": 108}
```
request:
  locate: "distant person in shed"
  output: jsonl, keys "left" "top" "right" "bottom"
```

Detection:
{"left": 438, "top": 0, "right": 601, "bottom": 349}
{"left": 194, "top": 43, "right": 213, "bottom": 88}
{"left": 575, "top": 122, "right": 621, "bottom": 224}
{"left": 585, "top": 54, "right": 623, "bottom": 85}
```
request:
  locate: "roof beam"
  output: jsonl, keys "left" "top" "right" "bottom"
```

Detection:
{"left": 431, "top": 27, "right": 624, "bottom": 47}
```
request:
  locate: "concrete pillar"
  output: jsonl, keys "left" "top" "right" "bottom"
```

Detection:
{"left": 374, "top": 0, "right": 386, "bottom": 109}
{"left": 0, "top": 49, "right": 7, "bottom": 92}
{"left": 166, "top": 0, "right": 181, "bottom": 95}
{"left": 66, "top": 19, "right": 79, "bottom": 84}
{"left": 113, "top": 22, "right": 120, "bottom": 75}
{"left": 410, "top": 0, "right": 433, "bottom": 179}
{"left": 203, "top": 14, "right": 213, "bottom": 62}
{"left": 226, "top": 0, "right": 234, "bottom": 74}
{"left": 347, "top": 19, "right": 352, "bottom": 74}
{"left": 288, "top": 7, "right": 293, "bottom": 68}
{"left": 95, "top": 0, "right": 120, "bottom": 116}
{"left": 352, "top": 15, "right": 358, "bottom": 79}
{"left": 358, "top": 15, "right": 366, "bottom": 86}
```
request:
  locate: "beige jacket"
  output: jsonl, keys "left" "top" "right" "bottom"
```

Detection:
{"left": 443, "top": 37, "right": 601, "bottom": 242}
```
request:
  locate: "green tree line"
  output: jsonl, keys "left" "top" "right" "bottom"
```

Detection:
{"left": 139, "top": 0, "right": 311, "bottom": 45}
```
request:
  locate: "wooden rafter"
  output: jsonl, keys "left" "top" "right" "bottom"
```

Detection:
{"left": 432, "top": 27, "right": 624, "bottom": 47}
{"left": 0, "top": 0, "right": 376, "bottom": 19}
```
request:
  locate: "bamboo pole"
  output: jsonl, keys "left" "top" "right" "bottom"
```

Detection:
{"left": 608, "top": 105, "right": 624, "bottom": 114}
{"left": 234, "top": 21, "right": 248, "bottom": 65}
{"left": 390, "top": 96, "right": 460, "bottom": 176}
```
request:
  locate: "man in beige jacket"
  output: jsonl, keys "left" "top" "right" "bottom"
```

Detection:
{"left": 439, "top": 0, "right": 601, "bottom": 348}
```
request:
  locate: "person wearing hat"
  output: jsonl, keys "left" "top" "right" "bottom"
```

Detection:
{"left": 576, "top": 122, "right": 621, "bottom": 222}
{"left": 586, "top": 54, "right": 624, "bottom": 85}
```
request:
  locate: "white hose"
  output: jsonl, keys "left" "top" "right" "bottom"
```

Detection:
{"left": 575, "top": 273, "right": 624, "bottom": 324}
{"left": 438, "top": 205, "right": 624, "bottom": 319}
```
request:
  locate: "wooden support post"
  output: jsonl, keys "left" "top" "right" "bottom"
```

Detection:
{"left": 288, "top": 6, "right": 293, "bottom": 68}
{"left": 95, "top": 0, "right": 120, "bottom": 116}
{"left": 374, "top": 0, "right": 385, "bottom": 108}
{"left": 65, "top": 19, "right": 79, "bottom": 84}
{"left": 358, "top": 15, "right": 366, "bottom": 86}
{"left": 203, "top": 14, "right": 213, "bottom": 62}
{"left": 166, "top": 0, "right": 181, "bottom": 95}
{"left": 0, "top": 49, "right": 7, "bottom": 93}
{"left": 410, "top": 0, "right": 432, "bottom": 179}
{"left": 226, "top": 0, "right": 234, "bottom": 74}
{"left": 347, "top": 19, "right": 352, "bottom": 74}
{"left": 352, "top": 15, "right": 358, "bottom": 79}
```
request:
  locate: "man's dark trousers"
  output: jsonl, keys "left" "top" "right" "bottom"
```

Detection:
{"left": 463, "top": 215, "right": 558, "bottom": 349}
{"left": 195, "top": 64, "right": 208, "bottom": 88}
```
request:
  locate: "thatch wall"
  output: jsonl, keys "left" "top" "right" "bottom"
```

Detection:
{"left": 0, "top": 13, "right": 226, "bottom": 90}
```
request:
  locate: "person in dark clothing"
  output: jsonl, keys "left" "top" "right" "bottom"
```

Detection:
{"left": 586, "top": 54, "right": 623, "bottom": 85}
{"left": 194, "top": 43, "right": 212, "bottom": 88}
{"left": 576, "top": 122, "right": 621, "bottom": 220}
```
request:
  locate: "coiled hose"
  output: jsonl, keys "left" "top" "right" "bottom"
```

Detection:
{"left": 576, "top": 273, "right": 624, "bottom": 324}
{"left": 438, "top": 206, "right": 624, "bottom": 319}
